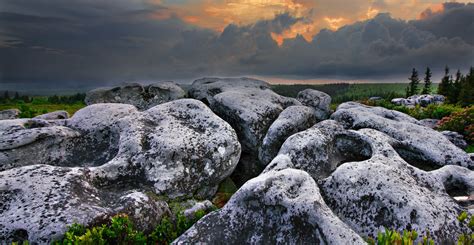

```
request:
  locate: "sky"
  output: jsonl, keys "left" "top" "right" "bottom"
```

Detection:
{"left": 0, "top": 0, "right": 474, "bottom": 89}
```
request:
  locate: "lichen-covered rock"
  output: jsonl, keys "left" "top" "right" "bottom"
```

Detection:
{"left": 0, "top": 104, "right": 137, "bottom": 171}
{"left": 34, "top": 110, "right": 69, "bottom": 120}
{"left": 441, "top": 131, "right": 468, "bottom": 150}
{"left": 391, "top": 94, "right": 445, "bottom": 107}
{"left": 183, "top": 200, "right": 215, "bottom": 220}
{"left": 264, "top": 120, "right": 372, "bottom": 180}
{"left": 0, "top": 109, "right": 20, "bottom": 120}
{"left": 331, "top": 102, "right": 472, "bottom": 169}
{"left": 189, "top": 77, "right": 300, "bottom": 184}
{"left": 85, "top": 82, "right": 186, "bottom": 110}
{"left": 0, "top": 165, "right": 174, "bottom": 243}
{"left": 258, "top": 106, "right": 318, "bottom": 166}
{"left": 296, "top": 89, "right": 332, "bottom": 119}
{"left": 93, "top": 99, "right": 241, "bottom": 198}
{"left": 261, "top": 121, "right": 473, "bottom": 242}
{"left": 173, "top": 168, "right": 365, "bottom": 244}
{"left": 319, "top": 135, "right": 473, "bottom": 242}
{"left": 0, "top": 165, "right": 110, "bottom": 243}
{"left": 419, "top": 118, "right": 440, "bottom": 129}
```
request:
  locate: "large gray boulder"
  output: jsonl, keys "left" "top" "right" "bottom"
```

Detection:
{"left": 85, "top": 82, "right": 186, "bottom": 110}
{"left": 0, "top": 104, "right": 137, "bottom": 171}
{"left": 0, "top": 109, "right": 20, "bottom": 120}
{"left": 174, "top": 168, "right": 365, "bottom": 244}
{"left": 0, "top": 165, "right": 172, "bottom": 243}
{"left": 296, "top": 89, "right": 332, "bottom": 119}
{"left": 264, "top": 120, "right": 372, "bottom": 180}
{"left": 391, "top": 94, "right": 445, "bottom": 107}
{"left": 331, "top": 102, "right": 472, "bottom": 169}
{"left": 34, "top": 110, "right": 69, "bottom": 120}
{"left": 0, "top": 99, "right": 241, "bottom": 242}
{"left": 189, "top": 77, "right": 300, "bottom": 184}
{"left": 92, "top": 99, "right": 241, "bottom": 198}
{"left": 441, "top": 131, "right": 468, "bottom": 150}
{"left": 262, "top": 120, "right": 473, "bottom": 242}
{"left": 258, "top": 106, "right": 318, "bottom": 166}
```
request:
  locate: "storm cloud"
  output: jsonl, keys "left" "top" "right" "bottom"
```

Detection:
{"left": 0, "top": 0, "right": 473, "bottom": 88}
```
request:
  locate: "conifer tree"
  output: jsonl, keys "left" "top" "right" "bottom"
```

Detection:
{"left": 438, "top": 66, "right": 452, "bottom": 97}
{"left": 421, "top": 67, "right": 432, "bottom": 94}
{"left": 406, "top": 68, "right": 420, "bottom": 97}
{"left": 458, "top": 67, "right": 474, "bottom": 106}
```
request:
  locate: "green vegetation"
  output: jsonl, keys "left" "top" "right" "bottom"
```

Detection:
{"left": 437, "top": 106, "right": 474, "bottom": 143}
{"left": 272, "top": 83, "right": 415, "bottom": 103}
{"left": 0, "top": 92, "right": 86, "bottom": 117}
{"left": 366, "top": 229, "right": 434, "bottom": 245}
{"left": 406, "top": 68, "right": 421, "bottom": 97}
{"left": 49, "top": 210, "right": 209, "bottom": 245}
{"left": 438, "top": 67, "right": 474, "bottom": 106}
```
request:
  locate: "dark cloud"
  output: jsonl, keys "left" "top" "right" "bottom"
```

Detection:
{"left": 0, "top": 0, "right": 473, "bottom": 89}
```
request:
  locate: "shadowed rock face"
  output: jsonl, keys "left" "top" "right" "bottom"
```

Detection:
{"left": 173, "top": 168, "right": 366, "bottom": 245}
{"left": 189, "top": 77, "right": 301, "bottom": 185}
{"left": 85, "top": 82, "right": 186, "bottom": 110}
{"left": 258, "top": 105, "right": 319, "bottom": 167}
{"left": 0, "top": 99, "right": 241, "bottom": 243}
{"left": 331, "top": 102, "right": 473, "bottom": 170}
{"left": 259, "top": 118, "right": 473, "bottom": 242}
{"left": 0, "top": 109, "right": 20, "bottom": 120}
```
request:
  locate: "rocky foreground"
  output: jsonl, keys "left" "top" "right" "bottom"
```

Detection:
{"left": 0, "top": 78, "right": 473, "bottom": 244}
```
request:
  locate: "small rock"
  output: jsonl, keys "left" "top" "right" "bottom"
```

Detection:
{"left": 0, "top": 109, "right": 20, "bottom": 120}
{"left": 34, "top": 110, "right": 69, "bottom": 120}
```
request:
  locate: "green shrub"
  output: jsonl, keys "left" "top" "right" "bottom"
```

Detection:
{"left": 438, "top": 106, "right": 474, "bottom": 143}
{"left": 457, "top": 211, "right": 474, "bottom": 245}
{"left": 366, "top": 228, "right": 434, "bottom": 245}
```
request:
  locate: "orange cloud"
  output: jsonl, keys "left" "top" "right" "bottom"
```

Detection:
{"left": 418, "top": 3, "right": 445, "bottom": 19}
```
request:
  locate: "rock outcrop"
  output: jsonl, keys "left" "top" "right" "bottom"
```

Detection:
{"left": 0, "top": 109, "right": 20, "bottom": 120}
{"left": 174, "top": 168, "right": 365, "bottom": 244}
{"left": 85, "top": 82, "right": 186, "bottom": 110}
{"left": 0, "top": 99, "right": 241, "bottom": 243}
{"left": 296, "top": 89, "right": 332, "bottom": 119}
{"left": 34, "top": 110, "right": 69, "bottom": 120}
{"left": 331, "top": 102, "right": 472, "bottom": 170}
{"left": 391, "top": 94, "right": 445, "bottom": 107}
{"left": 189, "top": 77, "right": 300, "bottom": 184}
{"left": 258, "top": 106, "right": 318, "bottom": 166}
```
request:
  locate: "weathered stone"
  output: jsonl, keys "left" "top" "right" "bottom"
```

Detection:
{"left": 189, "top": 77, "right": 300, "bottom": 184}
{"left": 174, "top": 168, "right": 365, "bottom": 244}
{"left": 34, "top": 110, "right": 69, "bottom": 120}
{"left": 419, "top": 118, "right": 440, "bottom": 129}
{"left": 296, "top": 89, "right": 332, "bottom": 119}
{"left": 258, "top": 106, "right": 318, "bottom": 166}
{"left": 85, "top": 82, "right": 186, "bottom": 110}
{"left": 441, "top": 131, "right": 468, "bottom": 150}
{"left": 331, "top": 102, "right": 472, "bottom": 169}
{"left": 92, "top": 99, "right": 241, "bottom": 198}
{"left": 0, "top": 109, "right": 20, "bottom": 120}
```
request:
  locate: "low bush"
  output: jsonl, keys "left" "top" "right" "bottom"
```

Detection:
{"left": 50, "top": 210, "right": 209, "bottom": 245}
{"left": 437, "top": 106, "right": 474, "bottom": 143}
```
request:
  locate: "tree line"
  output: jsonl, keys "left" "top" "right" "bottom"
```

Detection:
{"left": 0, "top": 91, "right": 86, "bottom": 105}
{"left": 406, "top": 66, "right": 474, "bottom": 106}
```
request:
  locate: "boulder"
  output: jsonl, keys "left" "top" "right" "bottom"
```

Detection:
{"left": 0, "top": 104, "right": 137, "bottom": 171}
{"left": 391, "top": 94, "right": 445, "bottom": 107}
{"left": 85, "top": 82, "right": 186, "bottom": 110}
{"left": 264, "top": 120, "right": 372, "bottom": 180}
{"left": 34, "top": 110, "right": 69, "bottom": 120}
{"left": 0, "top": 165, "right": 173, "bottom": 243}
{"left": 258, "top": 106, "right": 318, "bottom": 166}
{"left": 0, "top": 109, "right": 20, "bottom": 120}
{"left": 189, "top": 77, "right": 300, "bottom": 185}
{"left": 92, "top": 99, "right": 241, "bottom": 198}
{"left": 260, "top": 121, "right": 473, "bottom": 242}
{"left": 331, "top": 102, "right": 472, "bottom": 170}
{"left": 174, "top": 168, "right": 365, "bottom": 244}
{"left": 320, "top": 145, "right": 473, "bottom": 242}
{"left": 442, "top": 131, "right": 468, "bottom": 150}
{"left": 296, "top": 89, "right": 332, "bottom": 119}
{"left": 419, "top": 118, "right": 440, "bottom": 129}
{"left": 0, "top": 165, "right": 110, "bottom": 243}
